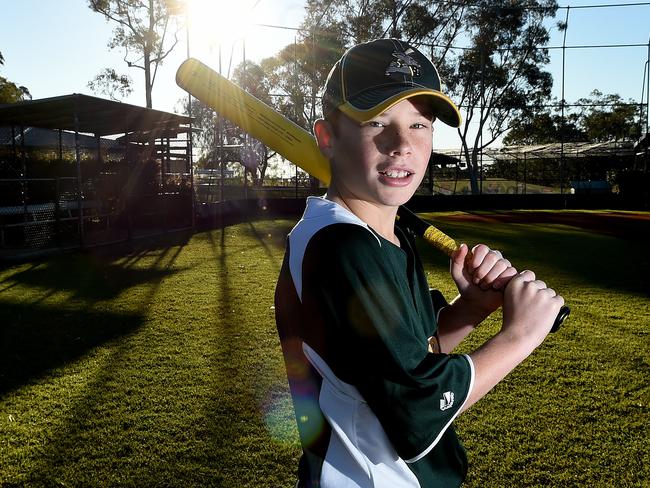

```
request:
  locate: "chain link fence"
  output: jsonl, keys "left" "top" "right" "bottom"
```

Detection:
{"left": 0, "top": 127, "right": 192, "bottom": 258}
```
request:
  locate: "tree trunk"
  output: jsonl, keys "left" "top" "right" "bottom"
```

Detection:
{"left": 469, "top": 149, "right": 480, "bottom": 194}
{"left": 256, "top": 147, "right": 269, "bottom": 188}
{"left": 144, "top": 54, "right": 152, "bottom": 108}
{"left": 144, "top": 0, "right": 154, "bottom": 108}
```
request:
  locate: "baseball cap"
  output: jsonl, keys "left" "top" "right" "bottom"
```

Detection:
{"left": 322, "top": 38, "right": 461, "bottom": 128}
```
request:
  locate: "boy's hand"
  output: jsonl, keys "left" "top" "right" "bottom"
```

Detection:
{"left": 450, "top": 243, "right": 517, "bottom": 317}
{"left": 501, "top": 270, "right": 565, "bottom": 347}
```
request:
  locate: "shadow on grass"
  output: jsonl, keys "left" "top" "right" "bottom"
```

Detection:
{"left": 0, "top": 238, "right": 188, "bottom": 398}
{"left": 2, "top": 258, "right": 181, "bottom": 302}
{"left": 12, "top": 239, "right": 190, "bottom": 485}
{"left": 198, "top": 227, "right": 298, "bottom": 485}
{"left": 415, "top": 217, "right": 649, "bottom": 297}
{"left": 0, "top": 302, "right": 144, "bottom": 396}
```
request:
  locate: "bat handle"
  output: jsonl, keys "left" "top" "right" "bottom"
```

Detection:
{"left": 397, "top": 206, "right": 571, "bottom": 333}
{"left": 551, "top": 305, "right": 570, "bottom": 333}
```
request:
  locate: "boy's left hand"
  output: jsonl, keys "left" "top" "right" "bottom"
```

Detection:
{"left": 450, "top": 243, "right": 517, "bottom": 316}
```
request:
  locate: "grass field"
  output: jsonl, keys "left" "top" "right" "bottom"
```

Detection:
{"left": 1, "top": 210, "right": 648, "bottom": 487}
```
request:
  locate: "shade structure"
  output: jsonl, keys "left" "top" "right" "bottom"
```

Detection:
{"left": 0, "top": 93, "right": 191, "bottom": 136}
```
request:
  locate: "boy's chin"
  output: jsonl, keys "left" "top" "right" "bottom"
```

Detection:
{"left": 375, "top": 190, "right": 417, "bottom": 208}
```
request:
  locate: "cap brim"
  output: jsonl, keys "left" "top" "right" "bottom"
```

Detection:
{"left": 339, "top": 87, "right": 462, "bottom": 128}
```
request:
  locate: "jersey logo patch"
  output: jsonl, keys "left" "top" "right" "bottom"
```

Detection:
{"left": 427, "top": 335, "right": 440, "bottom": 354}
{"left": 440, "top": 391, "right": 455, "bottom": 411}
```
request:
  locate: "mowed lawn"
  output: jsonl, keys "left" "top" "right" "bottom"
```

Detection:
{"left": 0, "top": 210, "right": 648, "bottom": 487}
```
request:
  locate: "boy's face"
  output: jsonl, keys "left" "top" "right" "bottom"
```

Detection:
{"left": 317, "top": 96, "right": 434, "bottom": 209}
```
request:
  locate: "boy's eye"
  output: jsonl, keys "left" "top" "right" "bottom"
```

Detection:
{"left": 412, "top": 123, "right": 428, "bottom": 129}
{"left": 364, "top": 120, "right": 385, "bottom": 128}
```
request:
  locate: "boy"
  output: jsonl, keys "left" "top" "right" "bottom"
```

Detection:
{"left": 274, "top": 38, "right": 564, "bottom": 487}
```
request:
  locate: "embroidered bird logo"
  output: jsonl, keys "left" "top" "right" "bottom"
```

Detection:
{"left": 385, "top": 50, "right": 422, "bottom": 77}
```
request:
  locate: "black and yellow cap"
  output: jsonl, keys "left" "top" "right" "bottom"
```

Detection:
{"left": 322, "top": 38, "right": 461, "bottom": 128}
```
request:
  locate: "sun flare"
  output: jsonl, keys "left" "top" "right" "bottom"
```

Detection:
{"left": 187, "top": 0, "right": 260, "bottom": 47}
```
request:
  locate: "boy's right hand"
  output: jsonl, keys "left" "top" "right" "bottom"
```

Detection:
{"left": 501, "top": 270, "right": 565, "bottom": 349}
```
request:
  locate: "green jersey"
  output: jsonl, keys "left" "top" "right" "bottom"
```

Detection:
{"left": 275, "top": 197, "right": 475, "bottom": 487}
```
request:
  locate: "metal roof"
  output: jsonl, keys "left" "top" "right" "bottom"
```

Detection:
{"left": 433, "top": 141, "right": 638, "bottom": 162}
{"left": 0, "top": 93, "right": 192, "bottom": 137}
{"left": 0, "top": 126, "right": 123, "bottom": 150}
{"left": 486, "top": 141, "right": 636, "bottom": 160}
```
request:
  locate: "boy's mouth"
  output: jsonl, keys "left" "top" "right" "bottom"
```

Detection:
{"left": 378, "top": 169, "right": 413, "bottom": 179}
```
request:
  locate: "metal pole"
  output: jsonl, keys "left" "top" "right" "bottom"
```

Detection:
{"left": 560, "top": 7, "right": 570, "bottom": 195}
{"left": 20, "top": 126, "right": 27, "bottom": 220}
{"left": 294, "top": 34, "right": 299, "bottom": 198}
{"left": 73, "top": 102, "right": 84, "bottom": 246}
{"left": 55, "top": 129, "right": 63, "bottom": 246}
{"left": 219, "top": 44, "right": 225, "bottom": 203}
{"left": 163, "top": 136, "right": 168, "bottom": 230}
{"left": 186, "top": 6, "right": 196, "bottom": 229}
{"left": 646, "top": 36, "right": 650, "bottom": 134}
{"left": 243, "top": 37, "right": 248, "bottom": 200}
{"left": 524, "top": 152, "right": 527, "bottom": 195}
{"left": 125, "top": 130, "right": 132, "bottom": 241}
{"left": 479, "top": 49, "right": 485, "bottom": 195}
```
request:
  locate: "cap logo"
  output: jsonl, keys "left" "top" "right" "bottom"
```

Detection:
{"left": 385, "top": 49, "right": 421, "bottom": 78}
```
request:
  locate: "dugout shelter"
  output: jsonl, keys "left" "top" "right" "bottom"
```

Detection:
{"left": 0, "top": 94, "right": 193, "bottom": 258}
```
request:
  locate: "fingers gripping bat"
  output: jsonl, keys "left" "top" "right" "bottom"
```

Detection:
{"left": 176, "top": 58, "right": 569, "bottom": 332}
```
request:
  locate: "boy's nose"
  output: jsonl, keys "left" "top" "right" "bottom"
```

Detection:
{"left": 385, "top": 128, "right": 413, "bottom": 156}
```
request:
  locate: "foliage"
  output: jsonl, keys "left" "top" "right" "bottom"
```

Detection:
{"left": 443, "top": 1, "right": 559, "bottom": 194}
{"left": 88, "top": 0, "right": 183, "bottom": 107}
{"left": 87, "top": 67, "right": 133, "bottom": 101}
{"left": 505, "top": 90, "right": 644, "bottom": 145}
{"left": 577, "top": 90, "right": 643, "bottom": 142}
{"left": 503, "top": 107, "right": 583, "bottom": 145}
{"left": 0, "top": 50, "right": 31, "bottom": 104}
{"left": 302, "top": 0, "right": 467, "bottom": 49}
{"left": 260, "top": 28, "right": 345, "bottom": 132}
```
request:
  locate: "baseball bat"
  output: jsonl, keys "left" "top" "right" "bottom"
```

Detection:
{"left": 176, "top": 57, "right": 569, "bottom": 332}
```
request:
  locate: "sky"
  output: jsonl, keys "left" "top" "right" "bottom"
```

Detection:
{"left": 1, "top": 0, "right": 649, "bottom": 149}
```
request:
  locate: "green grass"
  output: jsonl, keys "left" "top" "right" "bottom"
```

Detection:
{"left": 1, "top": 212, "right": 648, "bottom": 487}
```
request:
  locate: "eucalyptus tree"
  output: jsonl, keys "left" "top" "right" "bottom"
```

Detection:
{"left": 88, "top": 0, "right": 183, "bottom": 108}
{"left": 443, "top": 1, "right": 559, "bottom": 193}
{"left": 0, "top": 51, "right": 31, "bottom": 103}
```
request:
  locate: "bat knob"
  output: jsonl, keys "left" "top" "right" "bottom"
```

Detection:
{"left": 550, "top": 305, "right": 570, "bottom": 333}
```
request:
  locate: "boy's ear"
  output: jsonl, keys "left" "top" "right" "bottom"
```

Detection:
{"left": 313, "top": 118, "right": 335, "bottom": 160}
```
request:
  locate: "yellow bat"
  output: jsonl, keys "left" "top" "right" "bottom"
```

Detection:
{"left": 175, "top": 57, "right": 570, "bottom": 331}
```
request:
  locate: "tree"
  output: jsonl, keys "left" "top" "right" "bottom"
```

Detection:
{"left": 503, "top": 104, "right": 584, "bottom": 145}
{"left": 301, "top": 0, "right": 467, "bottom": 50}
{"left": 87, "top": 67, "right": 133, "bottom": 101}
{"left": 443, "top": 1, "right": 559, "bottom": 194}
{"left": 182, "top": 60, "right": 279, "bottom": 187}
{"left": 230, "top": 61, "right": 278, "bottom": 187}
{"left": 261, "top": 29, "right": 345, "bottom": 132}
{"left": 577, "top": 90, "right": 643, "bottom": 142}
{"left": 504, "top": 90, "right": 642, "bottom": 144}
{"left": 0, "top": 51, "right": 31, "bottom": 104}
{"left": 88, "top": 0, "right": 182, "bottom": 108}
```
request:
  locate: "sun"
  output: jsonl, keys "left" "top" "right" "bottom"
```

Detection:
{"left": 186, "top": 0, "right": 261, "bottom": 47}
